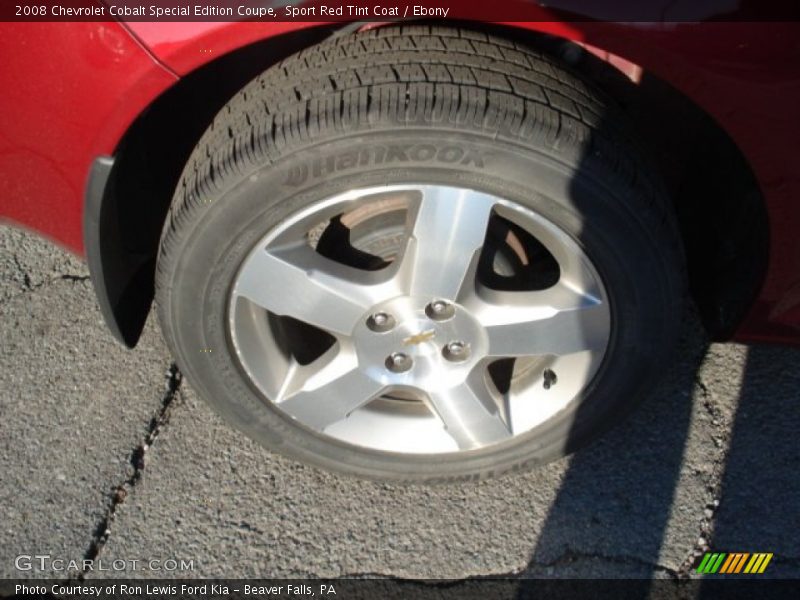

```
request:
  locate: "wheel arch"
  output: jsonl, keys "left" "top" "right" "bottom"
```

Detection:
{"left": 86, "top": 24, "right": 337, "bottom": 347}
{"left": 92, "top": 21, "right": 767, "bottom": 347}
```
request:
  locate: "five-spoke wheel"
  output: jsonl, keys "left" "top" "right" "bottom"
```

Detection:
{"left": 156, "top": 27, "right": 683, "bottom": 480}
{"left": 229, "top": 185, "right": 611, "bottom": 453}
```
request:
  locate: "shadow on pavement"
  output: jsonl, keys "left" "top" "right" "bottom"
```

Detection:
{"left": 701, "top": 345, "right": 800, "bottom": 580}
{"left": 517, "top": 53, "right": 799, "bottom": 592}
{"left": 523, "top": 314, "right": 707, "bottom": 582}
{"left": 519, "top": 325, "right": 800, "bottom": 588}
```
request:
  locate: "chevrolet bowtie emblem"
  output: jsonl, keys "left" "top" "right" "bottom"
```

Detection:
{"left": 403, "top": 330, "right": 436, "bottom": 346}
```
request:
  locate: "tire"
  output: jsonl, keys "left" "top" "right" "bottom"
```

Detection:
{"left": 155, "top": 26, "right": 684, "bottom": 482}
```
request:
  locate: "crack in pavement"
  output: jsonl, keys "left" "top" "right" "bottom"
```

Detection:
{"left": 74, "top": 363, "right": 183, "bottom": 581}
{"left": 675, "top": 373, "right": 731, "bottom": 578}
{"left": 526, "top": 548, "right": 679, "bottom": 578}
{"left": 60, "top": 274, "right": 91, "bottom": 282}
{"left": 0, "top": 270, "right": 91, "bottom": 307}
{"left": 343, "top": 546, "right": 680, "bottom": 580}
{"left": 336, "top": 548, "right": 680, "bottom": 581}
{"left": 11, "top": 253, "right": 33, "bottom": 289}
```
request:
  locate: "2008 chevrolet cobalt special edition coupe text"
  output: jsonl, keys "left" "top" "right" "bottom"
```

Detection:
{"left": 2, "top": 9, "right": 799, "bottom": 481}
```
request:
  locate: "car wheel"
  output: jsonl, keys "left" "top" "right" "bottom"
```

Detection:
{"left": 155, "top": 27, "right": 684, "bottom": 482}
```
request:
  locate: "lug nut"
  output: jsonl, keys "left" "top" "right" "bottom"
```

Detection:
{"left": 426, "top": 299, "right": 455, "bottom": 321}
{"left": 367, "top": 311, "right": 395, "bottom": 332}
{"left": 443, "top": 340, "right": 470, "bottom": 362}
{"left": 385, "top": 352, "right": 413, "bottom": 373}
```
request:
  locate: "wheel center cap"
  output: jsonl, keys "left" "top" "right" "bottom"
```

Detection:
{"left": 354, "top": 297, "right": 487, "bottom": 388}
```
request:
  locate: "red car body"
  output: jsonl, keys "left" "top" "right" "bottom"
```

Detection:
{"left": 1, "top": 10, "right": 799, "bottom": 346}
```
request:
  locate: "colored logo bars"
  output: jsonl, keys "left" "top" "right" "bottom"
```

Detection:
{"left": 696, "top": 552, "right": 773, "bottom": 574}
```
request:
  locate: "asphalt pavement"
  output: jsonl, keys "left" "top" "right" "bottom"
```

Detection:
{"left": 2, "top": 224, "right": 799, "bottom": 580}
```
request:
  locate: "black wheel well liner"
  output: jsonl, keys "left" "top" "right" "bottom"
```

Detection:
{"left": 85, "top": 25, "right": 337, "bottom": 347}
{"left": 91, "top": 21, "right": 768, "bottom": 347}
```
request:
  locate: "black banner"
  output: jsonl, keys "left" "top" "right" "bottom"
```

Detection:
{"left": 3, "top": 579, "right": 800, "bottom": 600}
{"left": 2, "top": 0, "right": 800, "bottom": 22}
